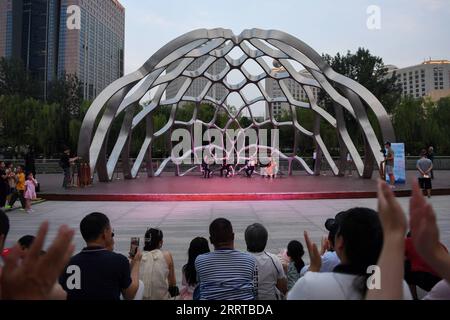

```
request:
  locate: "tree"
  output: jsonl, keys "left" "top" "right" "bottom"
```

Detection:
{"left": 322, "top": 48, "right": 402, "bottom": 114}
{"left": 0, "top": 57, "right": 36, "bottom": 98}
{"left": 392, "top": 96, "right": 426, "bottom": 154}
{"left": 47, "top": 74, "right": 84, "bottom": 145}
{"left": 47, "top": 73, "right": 83, "bottom": 116}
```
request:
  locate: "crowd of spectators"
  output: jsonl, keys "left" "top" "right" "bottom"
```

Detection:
{"left": 0, "top": 179, "right": 449, "bottom": 300}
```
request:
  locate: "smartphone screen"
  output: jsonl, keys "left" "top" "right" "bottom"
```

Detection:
{"left": 130, "top": 237, "right": 140, "bottom": 257}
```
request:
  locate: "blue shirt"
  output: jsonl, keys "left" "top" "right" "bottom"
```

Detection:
{"left": 195, "top": 249, "right": 257, "bottom": 300}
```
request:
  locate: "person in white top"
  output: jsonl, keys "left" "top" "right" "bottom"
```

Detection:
{"left": 245, "top": 223, "right": 287, "bottom": 300}
{"left": 423, "top": 280, "right": 450, "bottom": 300}
{"left": 139, "top": 228, "right": 178, "bottom": 300}
{"left": 288, "top": 207, "right": 412, "bottom": 300}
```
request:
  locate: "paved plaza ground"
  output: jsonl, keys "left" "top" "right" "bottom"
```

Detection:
{"left": 4, "top": 196, "right": 450, "bottom": 286}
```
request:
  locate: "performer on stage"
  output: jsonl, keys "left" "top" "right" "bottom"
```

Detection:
{"left": 264, "top": 157, "right": 277, "bottom": 179}
{"left": 245, "top": 158, "right": 256, "bottom": 178}
{"left": 201, "top": 156, "right": 212, "bottom": 179}
{"left": 220, "top": 158, "right": 233, "bottom": 178}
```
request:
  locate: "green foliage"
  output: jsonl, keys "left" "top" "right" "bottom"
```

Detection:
{"left": 0, "top": 95, "right": 67, "bottom": 156}
{"left": 322, "top": 48, "right": 402, "bottom": 114}
{"left": 391, "top": 96, "right": 450, "bottom": 155}
{"left": 0, "top": 57, "right": 36, "bottom": 98}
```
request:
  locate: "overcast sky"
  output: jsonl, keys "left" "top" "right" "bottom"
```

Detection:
{"left": 119, "top": 0, "right": 450, "bottom": 115}
{"left": 120, "top": 0, "right": 450, "bottom": 73}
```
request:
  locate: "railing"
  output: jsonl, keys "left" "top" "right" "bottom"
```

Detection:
{"left": 2, "top": 157, "right": 450, "bottom": 174}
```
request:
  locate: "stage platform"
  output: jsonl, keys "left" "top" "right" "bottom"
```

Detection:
{"left": 36, "top": 171, "right": 450, "bottom": 202}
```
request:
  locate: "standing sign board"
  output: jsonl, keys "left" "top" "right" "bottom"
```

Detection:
{"left": 387, "top": 143, "right": 406, "bottom": 184}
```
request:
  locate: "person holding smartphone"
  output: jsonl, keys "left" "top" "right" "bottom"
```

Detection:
{"left": 59, "top": 212, "right": 142, "bottom": 300}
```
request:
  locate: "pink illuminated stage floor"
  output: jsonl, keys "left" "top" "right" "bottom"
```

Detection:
{"left": 36, "top": 171, "right": 450, "bottom": 202}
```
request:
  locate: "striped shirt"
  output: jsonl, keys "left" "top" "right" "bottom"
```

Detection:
{"left": 195, "top": 249, "right": 257, "bottom": 300}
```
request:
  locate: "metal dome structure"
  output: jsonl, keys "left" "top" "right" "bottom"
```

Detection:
{"left": 78, "top": 28, "right": 395, "bottom": 182}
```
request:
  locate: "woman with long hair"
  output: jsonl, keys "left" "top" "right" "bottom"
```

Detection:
{"left": 288, "top": 208, "right": 412, "bottom": 300}
{"left": 139, "top": 228, "right": 178, "bottom": 300}
{"left": 180, "top": 237, "right": 210, "bottom": 300}
{"left": 286, "top": 240, "right": 305, "bottom": 291}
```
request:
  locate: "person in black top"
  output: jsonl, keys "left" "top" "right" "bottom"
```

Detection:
{"left": 245, "top": 158, "right": 256, "bottom": 178}
{"left": 0, "top": 161, "right": 9, "bottom": 209}
{"left": 60, "top": 148, "right": 79, "bottom": 188}
{"left": 24, "top": 146, "right": 36, "bottom": 178}
{"left": 59, "top": 212, "right": 142, "bottom": 300}
{"left": 220, "top": 158, "right": 233, "bottom": 178}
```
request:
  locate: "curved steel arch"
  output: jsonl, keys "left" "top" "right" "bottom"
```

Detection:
{"left": 78, "top": 28, "right": 395, "bottom": 182}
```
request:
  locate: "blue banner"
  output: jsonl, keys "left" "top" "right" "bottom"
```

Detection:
{"left": 386, "top": 143, "right": 406, "bottom": 184}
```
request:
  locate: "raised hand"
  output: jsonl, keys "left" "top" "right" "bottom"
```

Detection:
{"left": 377, "top": 179, "right": 407, "bottom": 237}
{"left": 320, "top": 236, "right": 330, "bottom": 256}
{"left": 366, "top": 179, "right": 407, "bottom": 300}
{"left": 409, "top": 180, "right": 441, "bottom": 259}
{"left": 304, "top": 231, "right": 321, "bottom": 272}
{"left": 1, "top": 222, "right": 75, "bottom": 300}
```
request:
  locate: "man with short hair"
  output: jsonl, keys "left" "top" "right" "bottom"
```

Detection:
{"left": 59, "top": 212, "right": 142, "bottom": 300}
{"left": 417, "top": 149, "right": 433, "bottom": 198}
{"left": 195, "top": 218, "right": 257, "bottom": 300}
{"left": 60, "top": 148, "right": 79, "bottom": 189}
{"left": 6, "top": 166, "right": 26, "bottom": 210}
{"left": 383, "top": 142, "right": 395, "bottom": 188}
{"left": 245, "top": 223, "right": 287, "bottom": 300}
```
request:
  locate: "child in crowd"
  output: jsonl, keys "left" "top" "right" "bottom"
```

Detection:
{"left": 24, "top": 172, "right": 38, "bottom": 213}
{"left": 286, "top": 240, "right": 305, "bottom": 291}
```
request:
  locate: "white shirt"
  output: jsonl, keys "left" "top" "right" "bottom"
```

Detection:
{"left": 251, "top": 252, "right": 286, "bottom": 300}
{"left": 423, "top": 280, "right": 450, "bottom": 300}
{"left": 300, "top": 251, "right": 341, "bottom": 277}
{"left": 288, "top": 272, "right": 413, "bottom": 300}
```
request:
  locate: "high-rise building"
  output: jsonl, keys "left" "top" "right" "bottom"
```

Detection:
{"left": 0, "top": 0, "right": 60, "bottom": 99}
{"left": 58, "top": 0, "right": 125, "bottom": 100}
{"left": 0, "top": 0, "right": 125, "bottom": 101}
{"left": 388, "top": 60, "right": 450, "bottom": 99}
{"left": 265, "top": 66, "right": 320, "bottom": 119}
{"left": 165, "top": 56, "right": 228, "bottom": 106}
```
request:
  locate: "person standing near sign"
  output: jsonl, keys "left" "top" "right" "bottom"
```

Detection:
{"left": 427, "top": 146, "right": 435, "bottom": 180}
{"left": 382, "top": 142, "right": 395, "bottom": 188}
{"left": 417, "top": 149, "right": 433, "bottom": 198}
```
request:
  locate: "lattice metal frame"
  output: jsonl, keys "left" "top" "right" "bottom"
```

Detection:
{"left": 78, "top": 28, "right": 395, "bottom": 182}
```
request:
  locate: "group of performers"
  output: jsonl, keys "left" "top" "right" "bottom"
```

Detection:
{"left": 201, "top": 156, "right": 278, "bottom": 179}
